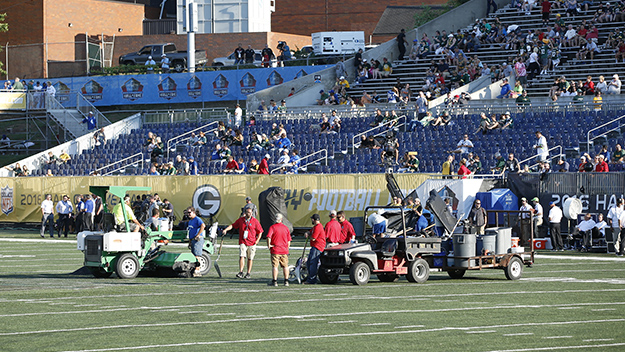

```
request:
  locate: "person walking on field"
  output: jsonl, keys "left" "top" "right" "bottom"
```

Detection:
{"left": 40, "top": 194, "right": 55, "bottom": 238}
{"left": 222, "top": 207, "right": 263, "bottom": 279}
{"left": 186, "top": 207, "right": 205, "bottom": 278}
{"left": 305, "top": 214, "right": 326, "bottom": 284}
{"left": 266, "top": 213, "right": 292, "bottom": 287}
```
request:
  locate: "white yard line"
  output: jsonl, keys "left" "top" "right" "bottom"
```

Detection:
{"left": 543, "top": 336, "right": 573, "bottom": 339}
{"left": 360, "top": 323, "right": 391, "bottom": 326}
{"left": 488, "top": 343, "right": 625, "bottom": 352}
{"left": 503, "top": 333, "right": 534, "bottom": 336}
{"left": 55, "top": 320, "right": 625, "bottom": 352}
{"left": 466, "top": 330, "right": 497, "bottom": 334}
{"left": 535, "top": 254, "right": 625, "bottom": 262}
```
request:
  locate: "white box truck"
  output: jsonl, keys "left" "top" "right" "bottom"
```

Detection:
{"left": 312, "top": 31, "right": 365, "bottom": 55}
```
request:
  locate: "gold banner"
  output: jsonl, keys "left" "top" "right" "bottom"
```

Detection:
{"left": 0, "top": 92, "right": 27, "bottom": 110}
{"left": 0, "top": 174, "right": 431, "bottom": 227}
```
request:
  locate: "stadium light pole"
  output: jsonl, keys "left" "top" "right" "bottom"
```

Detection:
{"left": 186, "top": 0, "right": 198, "bottom": 73}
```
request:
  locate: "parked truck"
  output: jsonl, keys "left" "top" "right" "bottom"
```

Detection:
{"left": 311, "top": 31, "right": 365, "bottom": 55}
{"left": 118, "top": 43, "right": 208, "bottom": 72}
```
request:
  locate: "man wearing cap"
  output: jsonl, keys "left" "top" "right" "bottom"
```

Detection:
{"left": 188, "top": 156, "right": 198, "bottom": 175}
{"left": 258, "top": 154, "right": 270, "bottom": 174}
{"left": 241, "top": 196, "right": 258, "bottom": 218}
{"left": 534, "top": 131, "right": 549, "bottom": 162}
{"left": 317, "top": 90, "right": 329, "bottom": 105}
{"left": 572, "top": 214, "right": 597, "bottom": 252}
{"left": 531, "top": 197, "right": 544, "bottom": 238}
{"left": 337, "top": 211, "right": 356, "bottom": 243}
{"left": 451, "top": 134, "right": 473, "bottom": 156}
{"left": 325, "top": 210, "right": 342, "bottom": 246}
{"left": 266, "top": 213, "right": 292, "bottom": 286}
{"left": 519, "top": 197, "right": 534, "bottom": 247}
{"left": 572, "top": 89, "right": 585, "bottom": 110}
{"left": 223, "top": 206, "right": 263, "bottom": 279}
{"left": 548, "top": 201, "right": 564, "bottom": 251}
{"left": 468, "top": 199, "right": 488, "bottom": 235}
{"left": 304, "top": 214, "right": 326, "bottom": 284}
{"left": 161, "top": 54, "right": 170, "bottom": 73}
{"left": 81, "top": 111, "right": 97, "bottom": 130}
{"left": 145, "top": 56, "right": 156, "bottom": 73}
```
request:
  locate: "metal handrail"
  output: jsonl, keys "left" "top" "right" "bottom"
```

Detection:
{"left": 270, "top": 148, "right": 328, "bottom": 174}
{"left": 351, "top": 115, "right": 407, "bottom": 153}
{"left": 95, "top": 152, "right": 144, "bottom": 176}
{"left": 165, "top": 121, "right": 219, "bottom": 159}
{"left": 586, "top": 114, "right": 625, "bottom": 152}
{"left": 76, "top": 92, "right": 112, "bottom": 128}
{"left": 143, "top": 108, "right": 230, "bottom": 124}
{"left": 517, "top": 145, "right": 563, "bottom": 168}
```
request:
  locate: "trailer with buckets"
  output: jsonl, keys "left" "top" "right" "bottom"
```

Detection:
{"left": 319, "top": 190, "right": 534, "bottom": 285}
{"left": 77, "top": 186, "right": 217, "bottom": 279}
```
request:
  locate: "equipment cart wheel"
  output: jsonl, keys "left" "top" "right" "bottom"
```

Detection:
{"left": 89, "top": 267, "right": 113, "bottom": 278}
{"left": 505, "top": 256, "right": 523, "bottom": 280}
{"left": 318, "top": 266, "right": 339, "bottom": 284}
{"left": 406, "top": 258, "right": 430, "bottom": 283}
{"left": 377, "top": 274, "right": 399, "bottom": 282}
{"left": 116, "top": 253, "right": 140, "bottom": 279}
{"left": 198, "top": 251, "right": 212, "bottom": 276}
{"left": 349, "top": 261, "right": 371, "bottom": 285}
{"left": 447, "top": 269, "right": 466, "bottom": 279}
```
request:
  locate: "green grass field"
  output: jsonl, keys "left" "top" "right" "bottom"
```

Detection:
{"left": 1, "top": 229, "right": 625, "bottom": 352}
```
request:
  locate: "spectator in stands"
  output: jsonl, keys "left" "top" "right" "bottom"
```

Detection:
{"left": 331, "top": 116, "right": 342, "bottom": 133}
{"left": 499, "top": 111, "right": 513, "bottom": 129}
{"left": 257, "top": 100, "right": 268, "bottom": 115}
{"left": 504, "top": 153, "right": 521, "bottom": 173}
{"left": 274, "top": 132, "right": 292, "bottom": 152}
{"left": 541, "top": 0, "right": 552, "bottom": 26}
{"left": 360, "top": 135, "right": 381, "bottom": 149}
{"left": 397, "top": 29, "right": 408, "bottom": 60}
{"left": 595, "top": 75, "right": 608, "bottom": 94}
{"left": 223, "top": 156, "right": 240, "bottom": 174}
{"left": 45, "top": 151, "right": 58, "bottom": 165}
{"left": 431, "top": 110, "right": 451, "bottom": 126}
{"left": 450, "top": 134, "right": 474, "bottom": 156}
{"left": 599, "top": 145, "right": 610, "bottom": 161}
{"left": 555, "top": 157, "right": 570, "bottom": 172}
{"left": 335, "top": 57, "right": 347, "bottom": 80}
{"left": 150, "top": 136, "right": 164, "bottom": 163}
{"left": 258, "top": 154, "right": 270, "bottom": 174}
{"left": 578, "top": 155, "right": 591, "bottom": 172}
{"left": 231, "top": 129, "right": 243, "bottom": 147}
{"left": 381, "top": 58, "right": 393, "bottom": 77}
{"left": 607, "top": 74, "right": 622, "bottom": 94}
{"left": 497, "top": 78, "right": 512, "bottom": 99}
{"left": 287, "top": 150, "right": 301, "bottom": 174}
{"left": 534, "top": 131, "right": 549, "bottom": 162}
{"left": 398, "top": 152, "right": 420, "bottom": 173}
{"left": 177, "top": 156, "right": 189, "bottom": 175}
{"left": 81, "top": 111, "right": 97, "bottom": 131}
{"left": 246, "top": 159, "right": 258, "bottom": 174}
{"left": 188, "top": 156, "right": 199, "bottom": 175}
{"left": 92, "top": 128, "right": 106, "bottom": 148}
{"left": 317, "top": 90, "right": 329, "bottom": 105}
{"left": 247, "top": 132, "right": 262, "bottom": 152}
{"left": 5, "top": 163, "right": 24, "bottom": 176}
{"left": 514, "top": 59, "right": 527, "bottom": 87}
{"left": 475, "top": 112, "right": 497, "bottom": 134}
{"left": 582, "top": 75, "right": 595, "bottom": 95}
{"left": 148, "top": 165, "right": 160, "bottom": 176}
{"left": 595, "top": 155, "right": 609, "bottom": 172}
{"left": 612, "top": 144, "right": 625, "bottom": 163}
{"left": 442, "top": 155, "right": 455, "bottom": 178}
{"left": 516, "top": 90, "right": 531, "bottom": 107}
{"left": 59, "top": 150, "right": 71, "bottom": 163}
{"left": 457, "top": 158, "right": 472, "bottom": 179}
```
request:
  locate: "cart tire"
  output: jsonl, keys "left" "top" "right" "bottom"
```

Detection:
{"left": 505, "top": 257, "right": 523, "bottom": 280}
{"left": 377, "top": 274, "right": 399, "bottom": 282}
{"left": 116, "top": 253, "right": 140, "bottom": 279}
{"left": 447, "top": 269, "right": 466, "bottom": 279}
{"left": 198, "top": 251, "right": 212, "bottom": 276}
{"left": 406, "top": 258, "right": 430, "bottom": 283}
{"left": 318, "top": 266, "right": 339, "bottom": 284}
{"left": 89, "top": 267, "right": 113, "bottom": 278}
{"left": 349, "top": 262, "right": 371, "bottom": 285}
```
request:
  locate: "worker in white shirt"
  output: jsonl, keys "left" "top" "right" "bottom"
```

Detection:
{"left": 618, "top": 209, "right": 625, "bottom": 257}
{"left": 572, "top": 213, "right": 596, "bottom": 252}
{"left": 548, "top": 202, "right": 563, "bottom": 251}
{"left": 519, "top": 197, "right": 534, "bottom": 247}
{"left": 531, "top": 197, "right": 544, "bottom": 238}
{"left": 55, "top": 195, "right": 73, "bottom": 238}
{"left": 40, "top": 194, "right": 55, "bottom": 238}
{"left": 607, "top": 198, "right": 624, "bottom": 256}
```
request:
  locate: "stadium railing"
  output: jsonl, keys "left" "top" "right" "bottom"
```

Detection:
{"left": 586, "top": 114, "right": 625, "bottom": 152}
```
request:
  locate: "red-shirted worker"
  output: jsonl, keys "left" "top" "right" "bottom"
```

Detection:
{"left": 222, "top": 207, "right": 263, "bottom": 279}
{"left": 337, "top": 210, "right": 356, "bottom": 243}
{"left": 325, "top": 209, "right": 342, "bottom": 245}
{"left": 304, "top": 214, "right": 325, "bottom": 284}
{"left": 266, "top": 213, "right": 292, "bottom": 286}
{"left": 258, "top": 154, "right": 270, "bottom": 174}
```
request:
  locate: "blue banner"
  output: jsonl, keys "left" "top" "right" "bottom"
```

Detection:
{"left": 50, "top": 65, "right": 331, "bottom": 107}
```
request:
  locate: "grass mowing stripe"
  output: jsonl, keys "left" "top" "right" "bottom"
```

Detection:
{"left": 487, "top": 343, "right": 625, "bottom": 352}
{"left": 2, "top": 305, "right": 624, "bottom": 335}
{"left": 55, "top": 320, "right": 625, "bottom": 352}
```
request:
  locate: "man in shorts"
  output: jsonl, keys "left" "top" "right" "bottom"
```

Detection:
{"left": 222, "top": 207, "right": 263, "bottom": 279}
{"left": 266, "top": 213, "right": 292, "bottom": 286}
{"left": 186, "top": 207, "right": 205, "bottom": 278}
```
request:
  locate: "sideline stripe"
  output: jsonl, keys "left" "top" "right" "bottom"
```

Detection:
{"left": 2, "top": 306, "right": 625, "bottom": 336}
{"left": 56, "top": 320, "right": 625, "bottom": 352}
{"left": 486, "top": 342, "right": 625, "bottom": 351}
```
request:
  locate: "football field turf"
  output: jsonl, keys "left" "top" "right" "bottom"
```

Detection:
{"left": 1, "top": 230, "right": 625, "bottom": 352}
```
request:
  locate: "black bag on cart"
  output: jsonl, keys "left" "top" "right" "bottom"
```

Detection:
{"left": 258, "top": 187, "right": 294, "bottom": 235}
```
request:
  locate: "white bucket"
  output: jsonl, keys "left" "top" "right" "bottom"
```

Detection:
{"left": 158, "top": 218, "right": 170, "bottom": 231}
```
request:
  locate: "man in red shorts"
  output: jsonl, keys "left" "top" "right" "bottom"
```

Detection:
{"left": 337, "top": 210, "right": 356, "bottom": 243}
{"left": 222, "top": 207, "right": 263, "bottom": 279}
{"left": 325, "top": 210, "right": 342, "bottom": 246}
{"left": 266, "top": 213, "right": 292, "bottom": 286}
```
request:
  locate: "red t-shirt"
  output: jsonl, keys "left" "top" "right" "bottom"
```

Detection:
{"left": 226, "top": 160, "right": 239, "bottom": 170}
{"left": 542, "top": 0, "right": 551, "bottom": 12}
{"left": 267, "top": 223, "right": 292, "bottom": 254}
{"left": 595, "top": 161, "right": 609, "bottom": 172}
{"left": 231, "top": 216, "right": 263, "bottom": 246}
{"left": 340, "top": 220, "right": 356, "bottom": 243}
{"left": 325, "top": 219, "right": 342, "bottom": 243}
{"left": 458, "top": 165, "right": 471, "bottom": 178}
{"left": 310, "top": 223, "right": 326, "bottom": 251}
{"left": 258, "top": 158, "right": 269, "bottom": 174}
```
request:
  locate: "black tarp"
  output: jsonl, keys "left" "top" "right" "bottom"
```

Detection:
{"left": 258, "top": 187, "right": 294, "bottom": 234}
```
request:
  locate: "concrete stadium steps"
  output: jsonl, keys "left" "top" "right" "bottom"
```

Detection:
{"left": 47, "top": 109, "right": 90, "bottom": 139}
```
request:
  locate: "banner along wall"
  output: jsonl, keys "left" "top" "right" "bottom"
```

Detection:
{"left": 0, "top": 173, "right": 431, "bottom": 228}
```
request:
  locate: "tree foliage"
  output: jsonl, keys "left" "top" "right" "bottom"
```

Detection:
{"left": 414, "top": 0, "right": 470, "bottom": 28}
{"left": 0, "top": 13, "right": 8, "bottom": 76}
